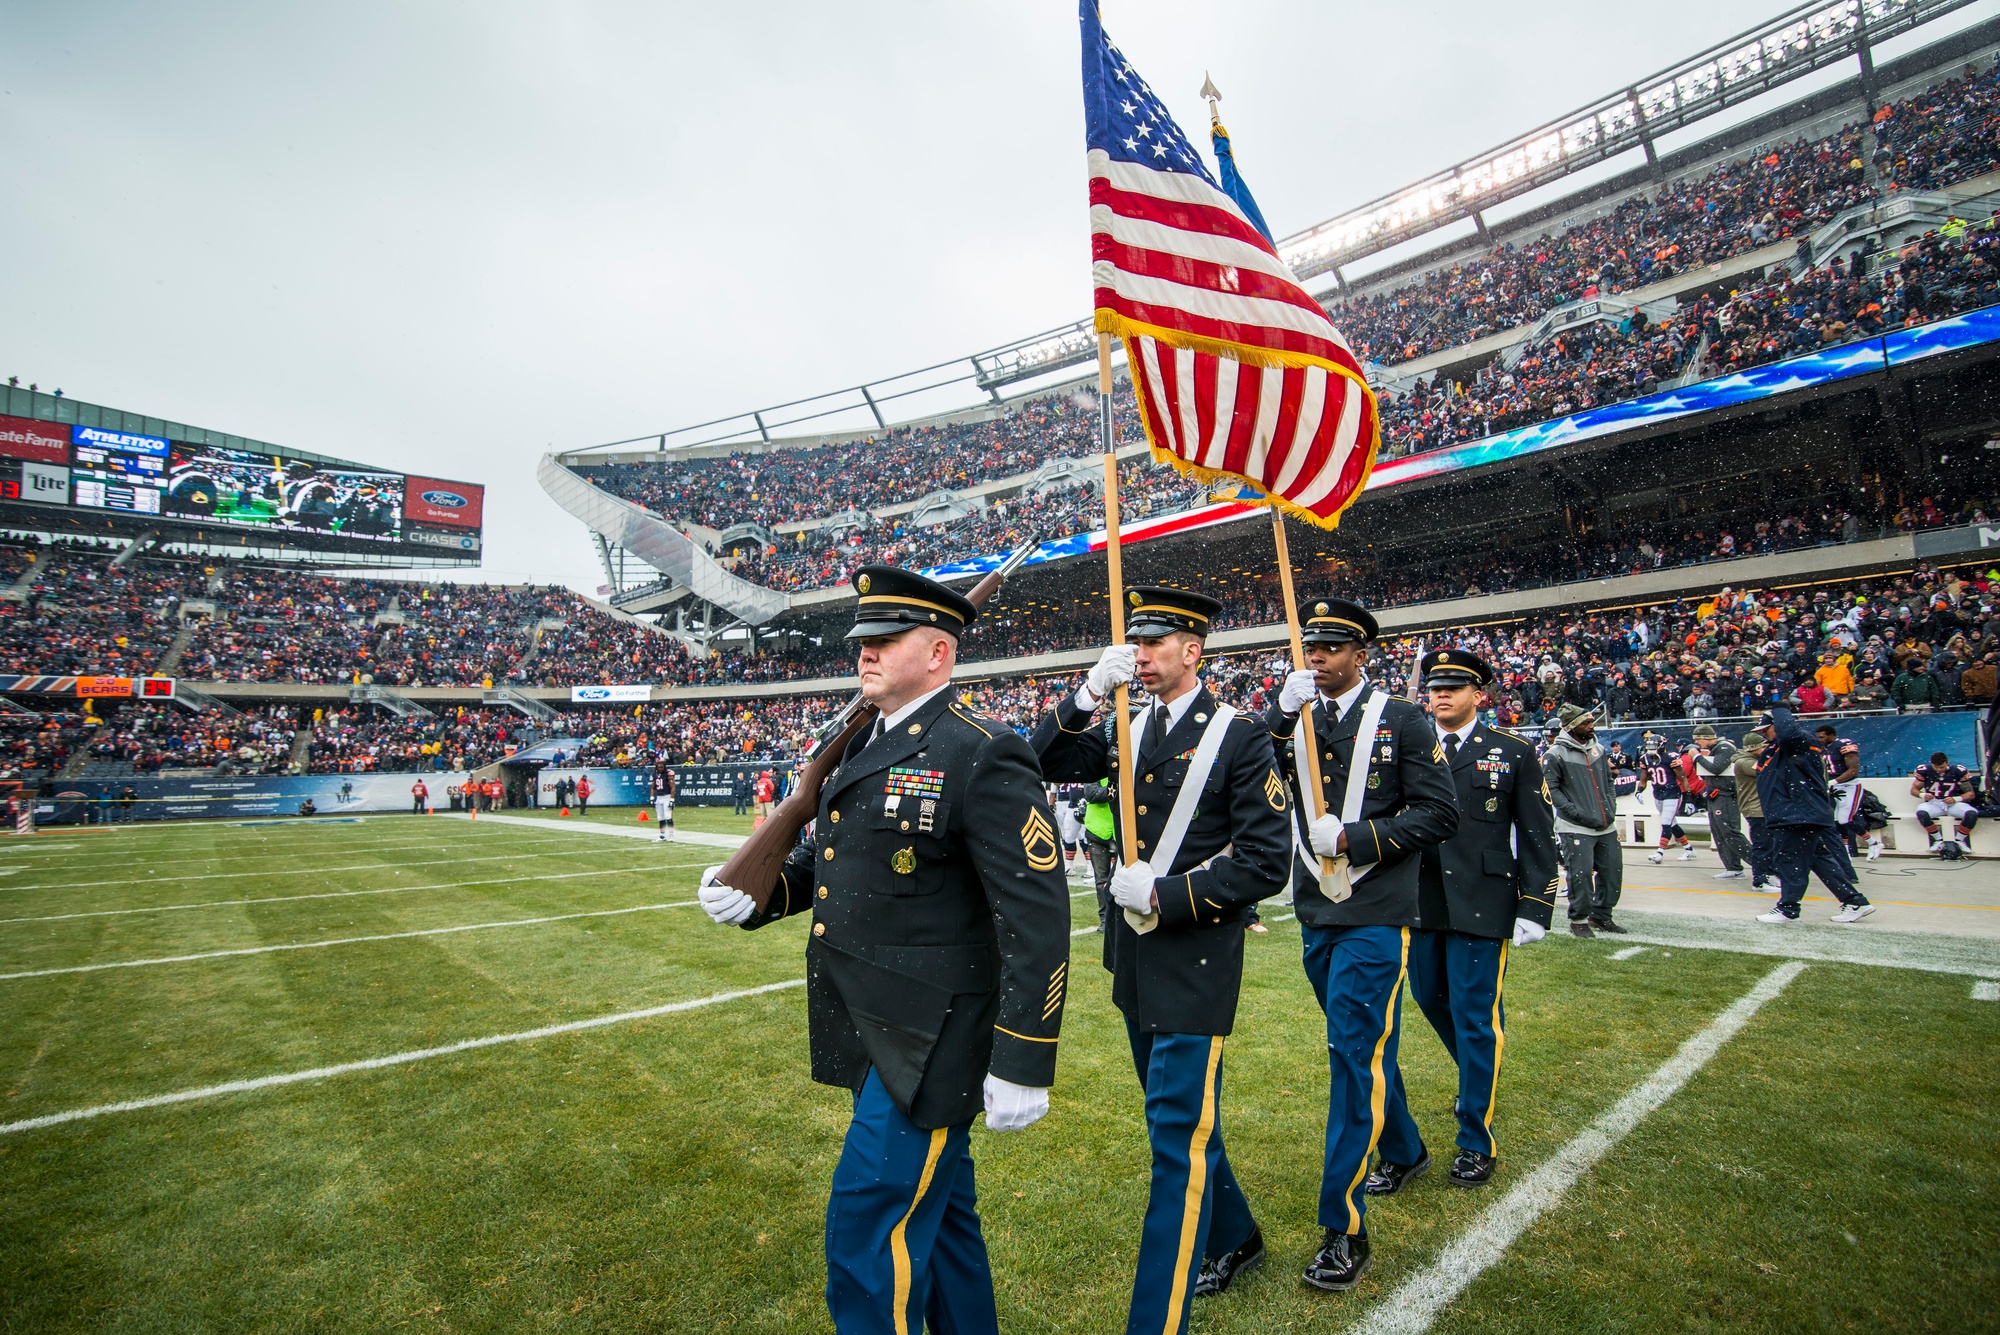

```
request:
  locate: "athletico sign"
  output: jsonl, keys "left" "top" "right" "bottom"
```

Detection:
{"left": 404, "top": 475, "right": 485, "bottom": 529}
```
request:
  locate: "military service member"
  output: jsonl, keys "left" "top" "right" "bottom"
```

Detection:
{"left": 697, "top": 565, "right": 1073, "bottom": 1335}
{"left": 1033, "top": 585, "right": 1292, "bottom": 1330}
{"left": 1367, "top": 649, "right": 1558, "bottom": 1198}
{"left": 1268, "top": 597, "right": 1458, "bottom": 1292}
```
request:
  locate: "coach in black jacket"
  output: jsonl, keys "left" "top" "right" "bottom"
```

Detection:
{"left": 1267, "top": 598, "right": 1458, "bottom": 1292}
{"left": 1034, "top": 585, "right": 1292, "bottom": 1320}
{"left": 698, "top": 566, "right": 1071, "bottom": 1335}
{"left": 1369, "top": 649, "right": 1558, "bottom": 1198}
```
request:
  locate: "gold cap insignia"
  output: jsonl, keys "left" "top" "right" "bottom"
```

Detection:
{"left": 1129, "top": 591, "right": 1143, "bottom": 606}
{"left": 892, "top": 847, "right": 915, "bottom": 874}
{"left": 856, "top": 573, "right": 871, "bottom": 593}
{"left": 1315, "top": 602, "right": 1328, "bottom": 615}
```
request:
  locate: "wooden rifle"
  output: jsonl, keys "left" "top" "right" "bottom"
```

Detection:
{"left": 718, "top": 535, "right": 1042, "bottom": 911}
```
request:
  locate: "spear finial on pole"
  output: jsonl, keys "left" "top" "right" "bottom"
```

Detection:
{"left": 1199, "top": 73, "right": 1222, "bottom": 127}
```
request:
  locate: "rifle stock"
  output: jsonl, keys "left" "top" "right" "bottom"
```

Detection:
{"left": 715, "top": 548, "right": 1033, "bottom": 912}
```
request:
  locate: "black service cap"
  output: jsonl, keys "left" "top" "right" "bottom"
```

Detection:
{"left": 1421, "top": 647, "right": 1493, "bottom": 688}
{"left": 846, "top": 565, "right": 977, "bottom": 639}
{"left": 1300, "top": 596, "right": 1378, "bottom": 645}
{"left": 1123, "top": 585, "right": 1222, "bottom": 638}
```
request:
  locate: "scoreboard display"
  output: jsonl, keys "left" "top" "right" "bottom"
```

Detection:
{"left": 70, "top": 426, "right": 169, "bottom": 514}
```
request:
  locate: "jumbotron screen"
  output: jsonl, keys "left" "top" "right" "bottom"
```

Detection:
{"left": 164, "top": 443, "right": 406, "bottom": 541}
{"left": 0, "top": 414, "right": 483, "bottom": 553}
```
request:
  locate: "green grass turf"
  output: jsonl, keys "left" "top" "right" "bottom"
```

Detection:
{"left": 0, "top": 820, "right": 1993, "bottom": 1331}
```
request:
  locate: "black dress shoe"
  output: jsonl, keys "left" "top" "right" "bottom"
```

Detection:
{"left": 1449, "top": 1149, "right": 1496, "bottom": 1187}
{"left": 1591, "top": 918, "right": 1629, "bottom": 935}
{"left": 1363, "top": 1149, "right": 1431, "bottom": 1196}
{"left": 1193, "top": 1226, "right": 1264, "bottom": 1296}
{"left": 1568, "top": 920, "right": 1594, "bottom": 938}
{"left": 1301, "top": 1229, "right": 1370, "bottom": 1291}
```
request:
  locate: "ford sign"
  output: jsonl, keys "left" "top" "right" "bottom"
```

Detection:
{"left": 421, "top": 489, "right": 468, "bottom": 509}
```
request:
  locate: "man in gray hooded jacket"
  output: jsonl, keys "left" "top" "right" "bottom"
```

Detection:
{"left": 1543, "top": 703, "right": 1624, "bottom": 937}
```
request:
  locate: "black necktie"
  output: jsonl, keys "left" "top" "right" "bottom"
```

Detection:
{"left": 1445, "top": 733, "right": 1461, "bottom": 764}
{"left": 1143, "top": 706, "right": 1166, "bottom": 758}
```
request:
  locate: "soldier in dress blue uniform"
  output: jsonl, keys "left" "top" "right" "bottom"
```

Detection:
{"left": 1032, "top": 586, "right": 1293, "bottom": 1332}
{"left": 1365, "top": 649, "right": 1558, "bottom": 1198}
{"left": 698, "top": 565, "right": 1073, "bottom": 1335}
{"left": 1267, "top": 598, "right": 1458, "bottom": 1292}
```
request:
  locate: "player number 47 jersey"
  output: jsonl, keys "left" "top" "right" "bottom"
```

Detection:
{"left": 1916, "top": 764, "right": 1971, "bottom": 800}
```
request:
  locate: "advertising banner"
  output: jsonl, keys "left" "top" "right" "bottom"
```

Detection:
{"left": 671, "top": 761, "right": 793, "bottom": 806}
{"left": 0, "top": 415, "right": 72, "bottom": 465}
{"left": 404, "top": 476, "right": 485, "bottom": 529}
{"left": 162, "top": 443, "right": 405, "bottom": 541}
{"left": 534, "top": 767, "right": 652, "bottom": 807}
{"left": 1599, "top": 712, "right": 1983, "bottom": 779}
{"left": 1913, "top": 523, "right": 2000, "bottom": 561}
{"left": 407, "top": 527, "right": 481, "bottom": 552}
{"left": 40, "top": 770, "right": 472, "bottom": 823}
{"left": 72, "top": 676, "right": 174, "bottom": 699}
{"left": 0, "top": 459, "right": 69, "bottom": 506}
{"left": 70, "top": 425, "right": 169, "bottom": 514}
{"left": 569, "top": 684, "right": 651, "bottom": 703}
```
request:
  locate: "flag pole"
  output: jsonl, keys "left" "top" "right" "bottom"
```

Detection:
{"left": 1098, "top": 332, "right": 1140, "bottom": 871}
{"left": 1269, "top": 508, "right": 1335, "bottom": 879}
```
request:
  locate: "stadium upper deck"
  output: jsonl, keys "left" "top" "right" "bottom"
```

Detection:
{"left": 550, "top": 14, "right": 2000, "bottom": 623}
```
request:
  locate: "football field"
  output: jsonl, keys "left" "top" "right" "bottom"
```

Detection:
{"left": 2, "top": 812, "right": 1996, "bottom": 1332}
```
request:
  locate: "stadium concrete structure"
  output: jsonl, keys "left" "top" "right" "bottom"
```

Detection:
{"left": 545, "top": 0, "right": 2000, "bottom": 687}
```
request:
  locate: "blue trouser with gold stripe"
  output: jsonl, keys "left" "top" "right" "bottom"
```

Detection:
{"left": 1383, "top": 929, "right": 1509, "bottom": 1158}
{"left": 826, "top": 1069, "right": 997, "bottom": 1335}
{"left": 1301, "top": 922, "right": 1410, "bottom": 1235}
{"left": 1123, "top": 1018, "right": 1253, "bottom": 1335}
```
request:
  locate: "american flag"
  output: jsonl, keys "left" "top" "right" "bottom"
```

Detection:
{"left": 1080, "top": 3, "right": 1379, "bottom": 528}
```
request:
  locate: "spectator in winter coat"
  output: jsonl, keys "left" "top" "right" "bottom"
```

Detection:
{"left": 1891, "top": 660, "right": 1941, "bottom": 711}
{"left": 1959, "top": 653, "right": 1999, "bottom": 705}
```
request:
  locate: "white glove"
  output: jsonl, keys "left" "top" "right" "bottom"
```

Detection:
{"left": 698, "top": 866, "right": 755, "bottom": 925}
{"left": 982, "top": 1073, "right": 1050, "bottom": 1132}
{"left": 1512, "top": 918, "right": 1547, "bottom": 946}
{"left": 1309, "top": 813, "right": 1345, "bottom": 858}
{"left": 1110, "top": 859, "right": 1157, "bottom": 913}
{"left": 1085, "top": 644, "right": 1137, "bottom": 700}
{"left": 1279, "top": 668, "right": 1320, "bottom": 714}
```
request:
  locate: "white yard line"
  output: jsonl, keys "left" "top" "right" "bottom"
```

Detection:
{"left": 0, "top": 832, "right": 573, "bottom": 873}
{"left": 1974, "top": 981, "right": 2000, "bottom": 1001}
{"left": 0, "top": 978, "right": 806, "bottom": 1137}
{"left": 1609, "top": 946, "right": 1649, "bottom": 961}
{"left": 0, "top": 897, "right": 701, "bottom": 981}
{"left": 1350, "top": 960, "right": 1807, "bottom": 1335}
{"left": 10, "top": 849, "right": 655, "bottom": 893}
{"left": 0, "top": 857, "right": 715, "bottom": 924}
{"left": 1607, "top": 910, "right": 2000, "bottom": 980}
{"left": 442, "top": 811, "right": 748, "bottom": 848}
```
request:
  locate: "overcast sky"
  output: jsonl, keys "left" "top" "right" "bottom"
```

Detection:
{"left": 5, "top": 1, "right": 1992, "bottom": 591}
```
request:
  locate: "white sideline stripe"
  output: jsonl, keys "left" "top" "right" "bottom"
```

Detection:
{"left": 1974, "top": 981, "right": 2000, "bottom": 1001}
{"left": 0, "top": 979, "right": 806, "bottom": 1137}
{"left": 1274, "top": 912, "right": 1297, "bottom": 922}
{"left": 0, "top": 830, "right": 580, "bottom": 873}
{"left": 1350, "top": 960, "right": 1807, "bottom": 1335}
{"left": 443, "top": 812, "right": 747, "bottom": 848}
{"left": 0, "top": 898, "right": 700, "bottom": 980}
{"left": 12, "top": 849, "right": 645, "bottom": 892}
{"left": 0, "top": 857, "right": 716, "bottom": 924}
{"left": 1609, "top": 946, "right": 1648, "bottom": 961}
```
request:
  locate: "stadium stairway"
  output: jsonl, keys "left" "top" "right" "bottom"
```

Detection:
{"left": 0, "top": 551, "right": 41, "bottom": 604}
{"left": 153, "top": 619, "right": 199, "bottom": 676}
{"left": 289, "top": 728, "right": 313, "bottom": 771}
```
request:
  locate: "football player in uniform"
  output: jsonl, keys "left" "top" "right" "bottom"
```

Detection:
{"left": 1638, "top": 733, "right": 1696, "bottom": 863}
{"left": 651, "top": 763, "right": 675, "bottom": 841}
{"left": 1911, "top": 751, "right": 1979, "bottom": 856}
{"left": 697, "top": 566, "right": 1072, "bottom": 1335}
